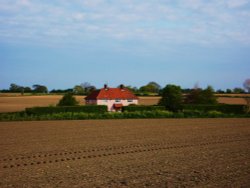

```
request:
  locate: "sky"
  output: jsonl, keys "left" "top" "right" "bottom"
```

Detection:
{"left": 0, "top": 0, "right": 250, "bottom": 90}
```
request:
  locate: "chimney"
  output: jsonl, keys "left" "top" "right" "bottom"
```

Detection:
{"left": 120, "top": 84, "right": 124, "bottom": 90}
{"left": 104, "top": 84, "right": 108, "bottom": 90}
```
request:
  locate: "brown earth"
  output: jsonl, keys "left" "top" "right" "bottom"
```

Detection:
{"left": 0, "top": 95, "right": 248, "bottom": 113}
{"left": 0, "top": 118, "right": 249, "bottom": 187}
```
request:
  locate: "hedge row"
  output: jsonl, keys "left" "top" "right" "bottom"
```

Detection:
{"left": 1, "top": 110, "right": 250, "bottom": 121}
{"left": 25, "top": 105, "right": 107, "bottom": 115}
{"left": 183, "top": 104, "right": 246, "bottom": 114}
{"left": 122, "top": 105, "right": 165, "bottom": 112}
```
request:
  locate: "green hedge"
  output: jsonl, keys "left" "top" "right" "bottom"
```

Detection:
{"left": 183, "top": 104, "right": 246, "bottom": 114}
{"left": 25, "top": 105, "right": 107, "bottom": 115}
{"left": 1, "top": 110, "right": 250, "bottom": 121}
{"left": 122, "top": 105, "right": 165, "bottom": 112}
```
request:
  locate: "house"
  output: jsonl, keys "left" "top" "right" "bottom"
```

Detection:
{"left": 85, "top": 84, "right": 138, "bottom": 111}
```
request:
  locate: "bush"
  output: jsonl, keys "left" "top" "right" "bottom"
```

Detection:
{"left": 183, "top": 104, "right": 246, "bottom": 114}
{"left": 207, "top": 110, "right": 225, "bottom": 118}
{"left": 122, "top": 105, "right": 165, "bottom": 112}
{"left": 26, "top": 105, "right": 107, "bottom": 115}
{"left": 57, "top": 93, "right": 78, "bottom": 106}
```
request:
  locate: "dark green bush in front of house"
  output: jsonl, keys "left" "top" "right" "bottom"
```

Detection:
{"left": 26, "top": 105, "right": 107, "bottom": 115}
{"left": 183, "top": 104, "right": 246, "bottom": 114}
{"left": 122, "top": 105, "right": 165, "bottom": 112}
{"left": 57, "top": 93, "right": 79, "bottom": 106}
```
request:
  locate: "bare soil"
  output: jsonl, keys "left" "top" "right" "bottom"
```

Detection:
{"left": 0, "top": 118, "right": 249, "bottom": 187}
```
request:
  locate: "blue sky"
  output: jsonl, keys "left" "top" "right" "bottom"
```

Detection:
{"left": 1, "top": 0, "right": 250, "bottom": 90}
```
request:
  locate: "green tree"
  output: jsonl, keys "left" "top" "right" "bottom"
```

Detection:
{"left": 80, "top": 82, "right": 96, "bottom": 95}
{"left": 9, "top": 83, "right": 23, "bottom": 92}
{"left": 233, "top": 87, "right": 245, "bottom": 94}
{"left": 201, "top": 86, "right": 217, "bottom": 104}
{"left": 159, "top": 84, "right": 183, "bottom": 112}
{"left": 73, "top": 85, "right": 85, "bottom": 95}
{"left": 139, "top": 82, "right": 161, "bottom": 94}
{"left": 185, "top": 86, "right": 217, "bottom": 104}
{"left": 57, "top": 93, "right": 79, "bottom": 106}
{"left": 32, "top": 84, "right": 48, "bottom": 93}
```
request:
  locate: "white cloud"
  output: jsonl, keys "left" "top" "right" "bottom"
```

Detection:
{"left": 227, "top": 0, "right": 249, "bottom": 8}
{"left": 0, "top": 0, "right": 250, "bottom": 46}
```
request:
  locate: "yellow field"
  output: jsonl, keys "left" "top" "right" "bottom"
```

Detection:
{"left": 0, "top": 94, "right": 248, "bottom": 113}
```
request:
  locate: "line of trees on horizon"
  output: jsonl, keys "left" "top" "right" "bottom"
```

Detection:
{"left": 1, "top": 79, "right": 250, "bottom": 95}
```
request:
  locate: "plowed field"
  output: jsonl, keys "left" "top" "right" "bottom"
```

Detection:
{"left": 0, "top": 119, "right": 249, "bottom": 187}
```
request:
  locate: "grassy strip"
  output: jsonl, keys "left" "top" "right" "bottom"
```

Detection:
{"left": 0, "top": 110, "right": 249, "bottom": 121}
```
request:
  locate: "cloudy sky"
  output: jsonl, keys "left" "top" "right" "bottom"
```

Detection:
{"left": 1, "top": 0, "right": 250, "bottom": 90}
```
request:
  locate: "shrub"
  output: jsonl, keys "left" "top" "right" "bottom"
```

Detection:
{"left": 207, "top": 110, "right": 225, "bottom": 118}
{"left": 26, "top": 105, "right": 107, "bottom": 115}
{"left": 122, "top": 105, "right": 165, "bottom": 112}
{"left": 57, "top": 93, "right": 78, "bottom": 106}
{"left": 183, "top": 104, "right": 245, "bottom": 114}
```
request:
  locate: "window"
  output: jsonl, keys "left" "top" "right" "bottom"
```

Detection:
{"left": 127, "top": 99, "right": 133, "bottom": 102}
{"left": 115, "top": 99, "right": 121, "bottom": 102}
{"left": 102, "top": 99, "right": 108, "bottom": 102}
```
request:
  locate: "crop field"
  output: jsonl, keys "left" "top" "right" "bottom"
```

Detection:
{"left": 0, "top": 94, "right": 248, "bottom": 113}
{"left": 0, "top": 118, "right": 249, "bottom": 187}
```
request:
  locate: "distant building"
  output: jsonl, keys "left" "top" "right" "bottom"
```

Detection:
{"left": 85, "top": 84, "right": 138, "bottom": 111}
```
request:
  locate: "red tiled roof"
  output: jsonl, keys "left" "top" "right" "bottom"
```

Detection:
{"left": 85, "top": 87, "right": 138, "bottom": 100}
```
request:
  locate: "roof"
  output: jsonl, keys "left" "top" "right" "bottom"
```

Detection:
{"left": 85, "top": 87, "right": 138, "bottom": 100}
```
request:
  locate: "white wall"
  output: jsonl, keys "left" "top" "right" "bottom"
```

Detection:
{"left": 97, "top": 99, "right": 138, "bottom": 111}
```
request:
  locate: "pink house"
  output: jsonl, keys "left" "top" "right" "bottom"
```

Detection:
{"left": 85, "top": 84, "right": 138, "bottom": 111}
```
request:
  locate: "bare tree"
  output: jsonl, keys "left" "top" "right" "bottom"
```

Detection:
{"left": 243, "top": 79, "right": 250, "bottom": 93}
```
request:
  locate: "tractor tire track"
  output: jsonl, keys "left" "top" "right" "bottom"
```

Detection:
{"left": 1, "top": 136, "right": 249, "bottom": 169}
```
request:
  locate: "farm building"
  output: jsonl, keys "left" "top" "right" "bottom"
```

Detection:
{"left": 85, "top": 84, "right": 138, "bottom": 111}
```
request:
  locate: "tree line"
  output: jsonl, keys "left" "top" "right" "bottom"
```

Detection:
{"left": 1, "top": 79, "right": 250, "bottom": 95}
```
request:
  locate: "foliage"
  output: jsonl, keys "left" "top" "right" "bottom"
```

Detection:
{"left": 183, "top": 104, "right": 246, "bottom": 114}
{"left": 1, "top": 109, "right": 250, "bottom": 122}
{"left": 57, "top": 93, "right": 79, "bottom": 106}
{"left": 159, "top": 84, "right": 183, "bottom": 112}
{"left": 185, "top": 86, "right": 217, "bottom": 104}
{"left": 233, "top": 87, "right": 245, "bottom": 94}
{"left": 245, "top": 98, "right": 250, "bottom": 113}
{"left": 73, "top": 85, "right": 85, "bottom": 95}
{"left": 32, "top": 84, "right": 48, "bottom": 93}
{"left": 80, "top": 82, "right": 96, "bottom": 95}
{"left": 26, "top": 105, "right": 107, "bottom": 115}
{"left": 50, "top": 88, "right": 73, "bottom": 94}
{"left": 139, "top": 82, "right": 161, "bottom": 94}
{"left": 122, "top": 105, "right": 165, "bottom": 112}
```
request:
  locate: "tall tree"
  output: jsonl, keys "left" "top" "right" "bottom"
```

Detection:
{"left": 139, "top": 82, "right": 161, "bottom": 93}
{"left": 32, "top": 84, "right": 48, "bottom": 93}
{"left": 73, "top": 85, "right": 85, "bottom": 95}
{"left": 159, "top": 84, "right": 183, "bottom": 112}
{"left": 185, "top": 85, "right": 217, "bottom": 104}
{"left": 9, "top": 83, "right": 23, "bottom": 92}
{"left": 80, "top": 82, "right": 96, "bottom": 95}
